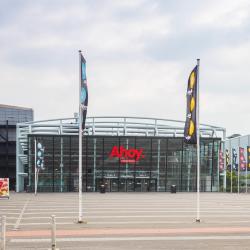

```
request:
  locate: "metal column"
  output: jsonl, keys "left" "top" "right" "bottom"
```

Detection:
{"left": 222, "top": 129, "right": 227, "bottom": 192}
{"left": 126, "top": 139, "right": 129, "bottom": 177}
{"left": 60, "top": 137, "right": 64, "bottom": 192}
{"left": 6, "top": 120, "right": 9, "bottom": 178}
{"left": 16, "top": 125, "right": 20, "bottom": 192}
{"left": 93, "top": 138, "right": 96, "bottom": 191}
{"left": 157, "top": 139, "right": 161, "bottom": 191}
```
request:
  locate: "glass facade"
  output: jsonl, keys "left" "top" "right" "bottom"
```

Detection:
{"left": 0, "top": 105, "right": 33, "bottom": 190}
{"left": 0, "top": 105, "right": 33, "bottom": 126}
{"left": 27, "top": 135, "right": 221, "bottom": 192}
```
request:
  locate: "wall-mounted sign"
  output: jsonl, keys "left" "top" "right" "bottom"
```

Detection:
{"left": 0, "top": 178, "right": 9, "bottom": 198}
{"left": 109, "top": 146, "right": 145, "bottom": 163}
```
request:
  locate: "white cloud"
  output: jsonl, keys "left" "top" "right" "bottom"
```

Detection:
{"left": 0, "top": 0, "right": 249, "bottom": 137}
{"left": 193, "top": 0, "right": 250, "bottom": 29}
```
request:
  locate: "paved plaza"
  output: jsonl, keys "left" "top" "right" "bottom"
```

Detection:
{"left": 1, "top": 192, "right": 250, "bottom": 249}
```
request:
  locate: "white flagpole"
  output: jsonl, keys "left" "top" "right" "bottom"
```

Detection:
{"left": 246, "top": 149, "right": 248, "bottom": 193}
{"left": 217, "top": 148, "right": 220, "bottom": 191}
{"left": 231, "top": 147, "right": 233, "bottom": 193}
{"left": 196, "top": 58, "right": 201, "bottom": 223}
{"left": 238, "top": 148, "right": 240, "bottom": 194}
{"left": 34, "top": 138, "right": 37, "bottom": 196}
{"left": 78, "top": 50, "right": 83, "bottom": 223}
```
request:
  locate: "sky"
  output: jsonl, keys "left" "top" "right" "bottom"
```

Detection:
{"left": 0, "top": 0, "right": 250, "bottom": 136}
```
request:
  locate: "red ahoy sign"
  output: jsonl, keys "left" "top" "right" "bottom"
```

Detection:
{"left": 109, "top": 146, "right": 145, "bottom": 163}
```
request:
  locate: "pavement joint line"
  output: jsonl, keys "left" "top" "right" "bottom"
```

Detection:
{"left": 5, "top": 222, "right": 250, "bottom": 226}
{"left": 5, "top": 226, "right": 250, "bottom": 237}
{"left": 9, "top": 235, "right": 250, "bottom": 243}
{"left": 13, "top": 197, "right": 31, "bottom": 231}
{"left": 20, "top": 209, "right": 250, "bottom": 212}
{"left": 2, "top": 210, "right": 250, "bottom": 214}
{"left": 2, "top": 220, "right": 250, "bottom": 227}
{"left": 5, "top": 214, "right": 250, "bottom": 218}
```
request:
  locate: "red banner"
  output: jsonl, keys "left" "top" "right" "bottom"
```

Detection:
{"left": 219, "top": 150, "right": 224, "bottom": 172}
{"left": 239, "top": 147, "right": 246, "bottom": 170}
{"left": 247, "top": 146, "right": 250, "bottom": 170}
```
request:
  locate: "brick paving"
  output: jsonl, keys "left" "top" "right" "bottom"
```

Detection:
{"left": 1, "top": 192, "right": 250, "bottom": 249}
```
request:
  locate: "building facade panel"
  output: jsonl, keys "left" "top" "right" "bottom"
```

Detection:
{"left": 0, "top": 105, "right": 33, "bottom": 190}
{"left": 26, "top": 135, "right": 221, "bottom": 192}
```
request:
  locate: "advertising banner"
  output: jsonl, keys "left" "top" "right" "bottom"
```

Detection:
{"left": 0, "top": 178, "right": 9, "bottom": 198}
{"left": 226, "top": 149, "right": 231, "bottom": 171}
{"left": 219, "top": 150, "right": 224, "bottom": 172}
{"left": 239, "top": 147, "right": 246, "bottom": 170}
{"left": 184, "top": 65, "right": 198, "bottom": 144}
{"left": 247, "top": 146, "right": 250, "bottom": 170}
{"left": 80, "top": 52, "right": 88, "bottom": 130}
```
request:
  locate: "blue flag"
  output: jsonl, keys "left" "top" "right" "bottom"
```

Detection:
{"left": 232, "top": 148, "right": 238, "bottom": 171}
{"left": 80, "top": 54, "right": 88, "bottom": 130}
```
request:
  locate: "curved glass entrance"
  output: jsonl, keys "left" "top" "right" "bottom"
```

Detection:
{"left": 27, "top": 135, "right": 221, "bottom": 192}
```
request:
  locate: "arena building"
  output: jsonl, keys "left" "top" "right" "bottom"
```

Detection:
{"left": 16, "top": 116, "right": 226, "bottom": 192}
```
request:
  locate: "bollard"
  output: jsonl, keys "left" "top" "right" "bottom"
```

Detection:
{"left": 51, "top": 215, "right": 56, "bottom": 250}
{"left": 1, "top": 216, "right": 6, "bottom": 250}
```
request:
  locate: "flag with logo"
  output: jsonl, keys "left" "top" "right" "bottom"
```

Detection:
{"left": 219, "top": 150, "right": 224, "bottom": 172}
{"left": 239, "top": 147, "right": 246, "bottom": 170}
{"left": 225, "top": 149, "right": 231, "bottom": 171}
{"left": 80, "top": 53, "right": 88, "bottom": 130}
{"left": 247, "top": 146, "right": 250, "bottom": 170}
{"left": 232, "top": 148, "right": 238, "bottom": 171}
{"left": 184, "top": 66, "right": 198, "bottom": 144}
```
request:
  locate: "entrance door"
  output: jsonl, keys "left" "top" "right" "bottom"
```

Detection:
{"left": 135, "top": 179, "right": 142, "bottom": 192}
{"left": 117, "top": 178, "right": 156, "bottom": 192}
{"left": 141, "top": 179, "right": 149, "bottom": 192}
{"left": 135, "top": 179, "right": 149, "bottom": 192}
{"left": 119, "top": 179, "right": 126, "bottom": 192}
{"left": 149, "top": 179, "right": 157, "bottom": 192}
{"left": 127, "top": 179, "right": 134, "bottom": 192}
{"left": 119, "top": 179, "right": 134, "bottom": 192}
{"left": 111, "top": 179, "right": 118, "bottom": 192}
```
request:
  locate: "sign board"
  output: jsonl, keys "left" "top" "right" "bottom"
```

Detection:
{"left": 109, "top": 146, "right": 145, "bottom": 164}
{"left": 0, "top": 178, "right": 9, "bottom": 198}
